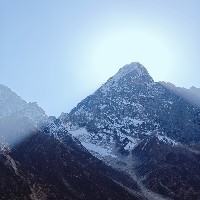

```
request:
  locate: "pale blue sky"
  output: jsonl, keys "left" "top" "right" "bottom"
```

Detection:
{"left": 1, "top": 0, "right": 200, "bottom": 116}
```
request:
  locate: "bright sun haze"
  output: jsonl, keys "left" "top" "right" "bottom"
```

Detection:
{"left": 1, "top": 0, "right": 200, "bottom": 116}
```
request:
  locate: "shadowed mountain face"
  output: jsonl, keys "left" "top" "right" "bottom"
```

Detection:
{"left": 0, "top": 132, "right": 143, "bottom": 200}
{"left": 132, "top": 136, "right": 200, "bottom": 200}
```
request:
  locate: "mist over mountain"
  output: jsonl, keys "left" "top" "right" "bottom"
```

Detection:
{"left": 1, "top": 62, "right": 200, "bottom": 199}
{"left": 160, "top": 81, "right": 200, "bottom": 108}
{"left": 0, "top": 84, "right": 48, "bottom": 146}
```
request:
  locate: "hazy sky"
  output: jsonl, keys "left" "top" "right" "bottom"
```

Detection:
{"left": 1, "top": 0, "right": 200, "bottom": 116}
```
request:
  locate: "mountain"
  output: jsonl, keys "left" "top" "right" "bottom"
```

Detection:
{"left": 0, "top": 84, "right": 47, "bottom": 126}
{"left": 2, "top": 62, "right": 200, "bottom": 199}
{"left": 0, "top": 84, "right": 68, "bottom": 147}
{"left": 59, "top": 62, "right": 200, "bottom": 199}
{"left": 0, "top": 84, "right": 48, "bottom": 147}
{"left": 0, "top": 84, "right": 144, "bottom": 199}
{"left": 62, "top": 62, "right": 200, "bottom": 154}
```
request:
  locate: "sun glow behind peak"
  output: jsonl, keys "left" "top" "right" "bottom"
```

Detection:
{"left": 1, "top": 0, "right": 200, "bottom": 116}
{"left": 85, "top": 28, "right": 175, "bottom": 86}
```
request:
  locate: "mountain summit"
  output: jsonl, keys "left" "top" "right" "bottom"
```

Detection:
{"left": 107, "top": 62, "right": 153, "bottom": 83}
{"left": 100, "top": 62, "right": 153, "bottom": 95}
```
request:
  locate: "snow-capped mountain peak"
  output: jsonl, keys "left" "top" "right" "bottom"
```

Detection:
{"left": 115, "top": 62, "right": 150, "bottom": 79}
{"left": 100, "top": 62, "right": 153, "bottom": 95}
{"left": 61, "top": 62, "right": 200, "bottom": 160}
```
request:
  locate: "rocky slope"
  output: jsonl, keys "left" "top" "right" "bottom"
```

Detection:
{"left": 0, "top": 84, "right": 144, "bottom": 199}
{"left": 0, "top": 84, "right": 47, "bottom": 126}
{"left": 131, "top": 135, "right": 200, "bottom": 200}
{"left": 0, "top": 131, "right": 143, "bottom": 200}
{"left": 0, "top": 84, "right": 48, "bottom": 146}
{"left": 60, "top": 62, "right": 200, "bottom": 199}
{"left": 62, "top": 62, "right": 200, "bottom": 155}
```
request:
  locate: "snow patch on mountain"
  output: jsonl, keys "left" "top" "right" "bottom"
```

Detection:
{"left": 81, "top": 142, "right": 117, "bottom": 158}
{"left": 68, "top": 128, "right": 117, "bottom": 158}
{"left": 124, "top": 136, "right": 140, "bottom": 150}
{"left": 68, "top": 128, "right": 91, "bottom": 141}
{"left": 156, "top": 134, "right": 179, "bottom": 147}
